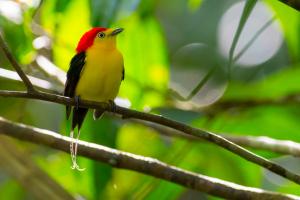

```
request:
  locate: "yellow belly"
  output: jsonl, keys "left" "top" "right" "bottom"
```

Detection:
{"left": 75, "top": 47, "right": 123, "bottom": 102}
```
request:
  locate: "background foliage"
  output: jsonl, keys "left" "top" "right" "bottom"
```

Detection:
{"left": 0, "top": 0, "right": 299, "bottom": 199}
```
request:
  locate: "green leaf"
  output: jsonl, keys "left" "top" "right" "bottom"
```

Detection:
{"left": 55, "top": 0, "right": 71, "bottom": 13}
{"left": 89, "top": 0, "right": 120, "bottom": 27}
{"left": 0, "top": 17, "right": 33, "bottom": 63}
{"left": 265, "top": 0, "right": 300, "bottom": 63}
{"left": 117, "top": 15, "right": 169, "bottom": 108}
{"left": 83, "top": 115, "right": 119, "bottom": 199}
{"left": 0, "top": 179, "right": 25, "bottom": 200}
{"left": 42, "top": 0, "right": 90, "bottom": 71}
{"left": 223, "top": 63, "right": 300, "bottom": 100}
{"left": 187, "top": 0, "right": 203, "bottom": 12}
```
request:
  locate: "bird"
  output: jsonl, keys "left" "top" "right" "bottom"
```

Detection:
{"left": 64, "top": 27, "right": 124, "bottom": 170}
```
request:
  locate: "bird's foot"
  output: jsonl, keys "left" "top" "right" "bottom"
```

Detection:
{"left": 108, "top": 100, "right": 117, "bottom": 112}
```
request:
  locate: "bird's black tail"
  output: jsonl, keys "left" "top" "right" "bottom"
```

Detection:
{"left": 70, "top": 107, "right": 88, "bottom": 171}
{"left": 72, "top": 107, "right": 88, "bottom": 130}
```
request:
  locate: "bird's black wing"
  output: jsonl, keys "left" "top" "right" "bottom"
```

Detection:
{"left": 64, "top": 52, "right": 86, "bottom": 120}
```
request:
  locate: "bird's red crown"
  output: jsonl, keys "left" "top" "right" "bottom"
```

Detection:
{"left": 76, "top": 27, "right": 107, "bottom": 53}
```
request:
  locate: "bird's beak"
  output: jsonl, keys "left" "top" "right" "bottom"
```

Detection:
{"left": 110, "top": 28, "right": 124, "bottom": 36}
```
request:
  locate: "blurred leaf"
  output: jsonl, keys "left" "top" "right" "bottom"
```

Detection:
{"left": 117, "top": 123, "right": 168, "bottom": 157}
{"left": 41, "top": 0, "right": 90, "bottom": 70}
{"left": 55, "top": 0, "right": 72, "bottom": 13}
{"left": 188, "top": 0, "right": 203, "bottom": 11}
{"left": 0, "top": 17, "right": 33, "bottom": 63}
{"left": 266, "top": 0, "right": 300, "bottom": 63}
{"left": 207, "top": 105, "right": 300, "bottom": 142}
{"left": 262, "top": 156, "right": 300, "bottom": 195}
{"left": 89, "top": 0, "right": 120, "bottom": 27}
{"left": 223, "top": 63, "right": 300, "bottom": 100}
{"left": 81, "top": 114, "right": 119, "bottom": 199}
{"left": 0, "top": 179, "right": 25, "bottom": 200}
{"left": 0, "top": 79, "right": 28, "bottom": 122}
{"left": 117, "top": 15, "right": 169, "bottom": 108}
{"left": 169, "top": 43, "right": 227, "bottom": 105}
{"left": 106, "top": 123, "right": 170, "bottom": 199}
{"left": 137, "top": 0, "right": 157, "bottom": 18}
{"left": 154, "top": 107, "right": 201, "bottom": 123}
{"left": 145, "top": 181, "right": 183, "bottom": 200}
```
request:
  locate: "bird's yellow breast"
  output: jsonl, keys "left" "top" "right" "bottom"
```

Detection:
{"left": 75, "top": 43, "right": 123, "bottom": 102}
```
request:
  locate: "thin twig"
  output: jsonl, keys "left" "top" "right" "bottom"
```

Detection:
{"left": 233, "top": 16, "right": 276, "bottom": 63}
{"left": 0, "top": 90, "right": 300, "bottom": 185}
{"left": 0, "top": 117, "right": 298, "bottom": 200}
{"left": 227, "top": 0, "right": 257, "bottom": 73}
{"left": 0, "top": 35, "right": 36, "bottom": 92}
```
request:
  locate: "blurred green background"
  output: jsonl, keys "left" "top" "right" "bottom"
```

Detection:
{"left": 0, "top": 0, "right": 299, "bottom": 199}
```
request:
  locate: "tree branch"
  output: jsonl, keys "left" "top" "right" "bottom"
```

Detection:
{"left": 0, "top": 117, "right": 298, "bottom": 200}
{"left": 132, "top": 119, "right": 300, "bottom": 157}
{"left": 0, "top": 34, "right": 36, "bottom": 92}
{"left": 1, "top": 90, "right": 300, "bottom": 186}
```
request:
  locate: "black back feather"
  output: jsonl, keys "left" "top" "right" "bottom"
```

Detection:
{"left": 64, "top": 52, "right": 87, "bottom": 130}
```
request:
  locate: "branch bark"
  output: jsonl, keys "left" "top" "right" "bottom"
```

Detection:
{"left": 1, "top": 90, "right": 300, "bottom": 186}
{"left": 0, "top": 117, "right": 298, "bottom": 200}
{"left": 132, "top": 119, "right": 300, "bottom": 157}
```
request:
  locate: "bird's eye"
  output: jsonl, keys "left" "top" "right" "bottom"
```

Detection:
{"left": 98, "top": 32, "right": 105, "bottom": 38}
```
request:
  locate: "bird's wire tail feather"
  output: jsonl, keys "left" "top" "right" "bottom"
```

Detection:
{"left": 93, "top": 109, "right": 105, "bottom": 120}
{"left": 70, "top": 129, "right": 75, "bottom": 166}
{"left": 70, "top": 128, "right": 85, "bottom": 171}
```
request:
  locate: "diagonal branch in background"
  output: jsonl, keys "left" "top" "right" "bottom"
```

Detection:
{"left": 0, "top": 35, "right": 36, "bottom": 92}
{"left": 232, "top": 15, "right": 276, "bottom": 64}
{"left": 0, "top": 117, "right": 298, "bottom": 200}
{"left": 170, "top": 14, "right": 276, "bottom": 102}
{"left": 1, "top": 90, "right": 300, "bottom": 185}
{"left": 227, "top": 0, "right": 257, "bottom": 73}
{"left": 132, "top": 119, "right": 300, "bottom": 157}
